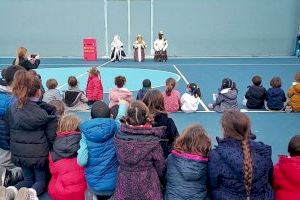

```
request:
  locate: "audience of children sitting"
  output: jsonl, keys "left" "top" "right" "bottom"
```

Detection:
{"left": 287, "top": 72, "right": 300, "bottom": 112}
{"left": 42, "top": 79, "right": 63, "bottom": 103}
{"left": 109, "top": 75, "right": 132, "bottom": 108}
{"left": 85, "top": 67, "right": 103, "bottom": 105}
{"left": 136, "top": 79, "right": 151, "bottom": 100}
{"left": 163, "top": 78, "right": 181, "bottom": 112}
{"left": 265, "top": 77, "right": 287, "bottom": 111}
{"left": 181, "top": 83, "right": 201, "bottom": 113}
{"left": 244, "top": 75, "right": 267, "bottom": 109}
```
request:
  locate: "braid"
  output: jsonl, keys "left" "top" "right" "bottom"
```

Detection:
{"left": 241, "top": 137, "right": 253, "bottom": 199}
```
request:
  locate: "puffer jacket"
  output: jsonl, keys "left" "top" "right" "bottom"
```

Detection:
{"left": 86, "top": 75, "right": 103, "bottom": 101}
{"left": 165, "top": 150, "right": 209, "bottom": 200}
{"left": 288, "top": 83, "right": 300, "bottom": 112}
{"left": 213, "top": 88, "right": 238, "bottom": 112}
{"left": 0, "top": 86, "right": 13, "bottom": 150}
{"left": 9, "top": 101, "right": 57, "bottom": 168}
{"left": 245, "top": 85, "right": 266, "bottom": 109}
{"left": 79, "top": 118, "right": 118, "bottom": 194}
{"left": 208, "top": 137, "right": 274, "bottom": 200}
{"left": 48, "top": 131, "right": 86, "bottom": 200}
{"left": 266, "top": 88, "right": 286, "bottom": 110}
{"left": 273, "top": 155, "right": 300, "bottom": 200}
{"left": 114, "top": 124, "right": 166, "bottom": 200}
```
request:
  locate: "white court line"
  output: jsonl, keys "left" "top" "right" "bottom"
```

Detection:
{"left": 173, "top": 64, "right": 211, "bottom": 112}
{"left": 57, "top": 60, "right": 112, "bottom": 90}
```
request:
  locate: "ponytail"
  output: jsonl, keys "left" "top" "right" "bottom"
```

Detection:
{"left": 12, "top": 70, "right": 41, "bottom": 108}
{"left": 241, "top": 135, "right": 253, "bottom": 200}
{"left": 165, "top": 78, "right": 176, "bottom": 96}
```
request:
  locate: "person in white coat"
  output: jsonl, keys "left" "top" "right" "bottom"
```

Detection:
{"left": 111, "top": 35, "right": 126, "bottom": 62}
{"left": 181, "top": 83, "right": 201, "bottom": 113}
{"left": 154, "top": 31, "right": 168, "bottom": 62}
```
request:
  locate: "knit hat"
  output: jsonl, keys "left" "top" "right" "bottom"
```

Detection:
{"left": 91, "top": 101, "right": 110, "bottom": 119}
{"left": 288, "top": 135, "right": 300, "bottom": 156}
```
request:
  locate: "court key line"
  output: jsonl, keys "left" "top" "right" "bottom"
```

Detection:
{"left": 173, "top": 64, "right": 211, "bottom": 112}
{"left": 57, "top": 60, "right": 112, "bottom": 90}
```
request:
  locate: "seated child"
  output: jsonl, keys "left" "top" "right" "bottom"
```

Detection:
{"left": 287, "top": 72, "right": 300, "bottom": 112}
{"left": 265, "top": 77, "right": 286, "bottom": 111}
{"left": 244, "top": 75, "right": 266, "bottom": 109}
{"left": 109, "top": 76, "right": 132, "bottom": 108}
{"left": 136, "top": 79, "right": 151, "bottom": 100}
{"left": 181, "top": 83, "right": 201, "bottom": 113}
{"left": 273, "top": 135, "right": 300, "bottom": 200}
{"left": 48, "top": 114, "right": 86, "bottom": 200}
{"left": 165, "top": 124, "right": 211, "bottom": 200}
{"left": 63, "top": 76, "right": 89, "bottom": 112}
{"left": 209, "top": 78, "right": 238, "bottom": 112}
{"left": 86, "top": 67, "right": 103, "bottom": 105}
{"left": 163, "top": 78, "right": 181, "bottom": 112}
{"left": 0, "top": 69, "right": 7, "bottom": 86}
{"left": 42, "top": 79, "right": 63, "bottom": 103}
{"left": 48, "top": 100, "right": 65, "bottom": 118}
{"left": 114, "top": 101, "right": 165, "bottom": 200}
{"left": 78, "top": 100, "right": 127, "bottom": 200}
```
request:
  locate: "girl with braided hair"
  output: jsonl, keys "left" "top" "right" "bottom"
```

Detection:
{"left": 208, "top": 110, "right": 274, "bottom": 200}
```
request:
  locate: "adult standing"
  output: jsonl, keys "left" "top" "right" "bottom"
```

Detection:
{"left": 12, "top": 47, "right": 40, "bottom": 70}
{"left": 154, "top": 31, "right": 168, "bottom": 62}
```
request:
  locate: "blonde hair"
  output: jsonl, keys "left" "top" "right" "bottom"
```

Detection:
{"left": 174, "top": 124, "right": 211, "bottom": 157}
{"left": 15, "top": 47, "right": 27, "bottom": 65}
{"left": 58, "top": 114, "right": 80, "bottom": 132}
{"left": 89, "top": 66, "right": 100, "bottom": 76}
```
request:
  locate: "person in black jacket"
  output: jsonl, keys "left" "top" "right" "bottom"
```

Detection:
{"left": 8, "top": 70, "right": 57, "bottom": 199}
{"left": 143, "top": 89, "right": 179, "bottom": 159}
{"left": 12, "top": 47, "right": 40, "bottom": 70}
{"left": 244, "top": 75, "right": 267, "bottom": 109}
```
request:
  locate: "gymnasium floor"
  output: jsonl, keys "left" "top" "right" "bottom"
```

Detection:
{"left": 1, "top": 57, "right": 300, "bottom": 199}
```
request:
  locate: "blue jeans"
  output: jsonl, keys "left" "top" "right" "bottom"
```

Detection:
{"left": 15, "top": 167, "right": 47, "bottom": 195}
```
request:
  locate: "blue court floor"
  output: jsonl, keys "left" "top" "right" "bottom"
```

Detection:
{"left": 1, "top": 57, "right": 300, "bottom": 199}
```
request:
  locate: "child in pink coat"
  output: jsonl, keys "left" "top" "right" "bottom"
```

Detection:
{"left": 109, "top": 76, "right": 132, "bottom": 108}
{"left": 163, "top": 78, "right": 181, "bottom": 112}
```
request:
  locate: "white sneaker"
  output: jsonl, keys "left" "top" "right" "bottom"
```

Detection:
{"left": 6, "top": 186, "right": 17, "bottom": 200}
{"left": 28, "top": 188, "right": 39, "bottom": 200}
{"left": 0, "top": 186, "right": 6, "bottom": 200}
{"left": 15, "top": 187, "right": 38, "bottom": 200}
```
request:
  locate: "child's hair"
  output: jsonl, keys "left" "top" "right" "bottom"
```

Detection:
{"left": 165, "top": 78, "right": 176, "bottom": 96}
{"left": 221, "top": 110, "right": 252, "bottom": 198}
{"left": 57, "top": 114, "right": 80, "bottom": 133}
{"left": 252, "top": 75, "right": 262, "bottom": 86}
{"left": 187, "top": 83, "right": 201, "bottom": 98}
{"left": 15, "top": 47, "right": 27, "bottom": 65}
{"left": 288, "top": 135, "right": 300, "bottom": 157}
{"left": 294, "top": 72, "right": 300, "bottom": 82}
{"left": 1, "top": 69, "right": 6, "bottom": 78}
{"left": 91, "top": 101, "right": 110, "bottom": 119}
{"left": 46, "top": 79, "right": 58, "bottom": 89}
{"left": 174, "top": 124, "right": 211, "bottom": 157}
{"left": 142, "top": 89, "right": 165, "bottom": 114}
{"left": 270, "top": 77, "right": 281, "bottom": 88}
{"left": 110, "top": 104, "right": 119, "bottom": 120}
{"left": 3, "top": 65, "right": 23, "bottom": 85}
{"left": 221, "top": 78, "right": 237, "bottom": 90}
{"left": 124, "top": 101, "right": 152, "bottom": 126}
{"left": 142, "top": 79, "right": 151, "bottom": 88}
{"left": 12, "top": 70, "right": 41, "bottom": 108}
{"left": 48, "top": 100, "right": 65, "bottom": 117}
{"left": 89, "top": 66, "right": 100, "bottom": 76}
{"left": 68, "top": 76, "right": 78, "bottom": 87}
{"left": 115, "top": 76, "right": 126, "bottom": 88}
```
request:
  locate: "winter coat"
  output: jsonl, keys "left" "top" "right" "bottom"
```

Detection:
{"left": 0, "top": 86, "right": 13, "bottom": 150}
{"left": 136, "top": 87, "right": 150, "bottom": 100}
{"left": 208, "top": 137, "right": 274, "bottom": 200}
{"left": 9, "top": 101, "right": 57, "bottom": 168}
{"left": 213, "top": 88, "right": 238, "bottom": 112}
{"left": 109, "top": 87, "right": 132, "bottom": 108}
{"left": 12, "top": 57, "right": 40, "bottom": 71}
{"left": 154, "top": 112, "right": 179, "bottom": 159}
{"left": 86, "top": 75, "right": 103, "bottom": 101}
{"left": 42, "top": 89, "right": 63, "bottom": 103}
{"left": 287, "top": 83, "right": 300, "bottom": 112}
{"left": 165, "top": 150, "right": 209, "bottom": 200}
{"left": 79, "top": 118, "right": 118, "bottom": 194}
{"left": 48, "top": 131, "right": 86, "bottom": 200}
{"left": 114, "top": 124, "right": 166, "bottom": 200}
{"left": 266, "top": 88, "right": 286, "bottom": 110}
{"left": 63, "top": 86, "right": 89, "bottom": 112}
{"left": 163, "top": 90, "right": 181, "bottom": 113}
{"left": 181, "top": 93, "right": 201, "bottom": 113}
{"left": 245, "top": 85, "right": 266, "bottom": 109}
{"left": 273, "top": 155, "right": 300, "bottom": 200}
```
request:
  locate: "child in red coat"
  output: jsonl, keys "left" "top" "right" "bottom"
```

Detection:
{"left": 273, "top": 135, "right": 300, "bottom": 200}
{"left": 86, "top": 67, "right": 103, "bottom": 105}
{"left": 48, "top": 114, "right": 86, "bottom": 200}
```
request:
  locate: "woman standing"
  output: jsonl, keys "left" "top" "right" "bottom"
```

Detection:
{"left": 12, "top": 47, "right": 40, "bottom": 70}
{"left": 133, "top": 34, "right": 147, "bottom": 62}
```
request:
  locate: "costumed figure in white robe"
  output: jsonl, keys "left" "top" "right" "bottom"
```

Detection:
{"left": 133, "top": 34, "right": 147, "bottom": 62}
{"left": 111, "top": 35, "right": 126, "bottom": 62}
{"left": 154, "top": 31, "right": 168, "bottom": 62}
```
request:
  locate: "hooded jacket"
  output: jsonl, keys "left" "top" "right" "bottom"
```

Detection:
{"left": 273, "top": 156, "right": 300, "bottom": 200}
{"left": 9, "top": 101, "right": 57, "bottom": 168}
{"left": 213, "top": 88, "right": 238, "bottom": 112}
{"left": 165, "top": 150, "right": 209, "bottom": 200}
{"left": 266, "top": 88, "right": 286, "bottom": 110}
{"left": 114, "top": 124, "right": 166, "bottom": 200}
{"left": 208, "top": 137, "right": 274, "bottom": 200}
{"left": 48, "top": 131, "right": 86, "bottom": 200}
{"left": 288, "top": 83, "right": 300, "bottom": 112}
{"left": 86, "top": 75, "right": 103, "bottom": 101}
{"left": 245, "top": 85, "right": 266, "bottom": 109}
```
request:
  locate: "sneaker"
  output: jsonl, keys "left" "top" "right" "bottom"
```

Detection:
{"left": 28, "top": 188, "right": 38, "bottom": 200}
{"left": 0, "top": 186, "right": 6, "bottom": 200}
{"left": 6, "top": 186, "right": 18, "bottom": 200}
{"left": 0, "top": 167, "right": 12, "bottom": 187}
